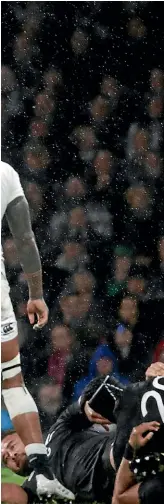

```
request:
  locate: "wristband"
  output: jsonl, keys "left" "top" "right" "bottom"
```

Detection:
{"left": 124, "top": 442, "right": 134, "bottom": 461}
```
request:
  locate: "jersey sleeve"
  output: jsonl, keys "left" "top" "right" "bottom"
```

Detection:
{"left": 4, "top": 163, "right": 24, "bottom": 208}
{"left": 53, "top": 402, "right": 91, "bottom": 432}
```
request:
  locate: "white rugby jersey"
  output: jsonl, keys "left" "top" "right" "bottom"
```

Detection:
{"left": 1, "top": 161, "right": 24, "bottom": 275}
{"left": 1, "top": 161, "right": 24, "bottom": 220}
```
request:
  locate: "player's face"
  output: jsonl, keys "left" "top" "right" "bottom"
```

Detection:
{"left": 2, "top": 433, "right": 27, "bottom": 473}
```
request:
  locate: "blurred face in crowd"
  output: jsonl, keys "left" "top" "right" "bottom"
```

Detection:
{"left": 69, "top": 207, "right": 86, "bottom": 228}
{"left": 127, "top": 17, "right": 146, "bottom": 39}
{"left": 90, "top": 95, "right": 109, "bottom": 123}
{"left": 65, "top": 177, "right": 85, "bottom": 199}
{"left": 148, "top": 96, "right": 163, "bottom": 118}
{"left": 114, "top": 256, "right": 131, "bottom": 282}
{"left": 144, "top": 152, "right": 161, "bottom": 179}
{"left": 101, "top": 76, "right": 118, "bottom": 99}
{"left": 63, "top": 242, "right": 83, "bottom": 260}
{"left": 119, "top": 297, "right": 138, "bottom": 325}
{"left": 38, "top": 383, "right": 62, "bottom": 415}
{"left": 133, "top": 129, "right": 149, "bottom": 156}
{"left": 150, "top": 69, "right": 164, "bottom": 93}
{"left": 158, "top": 237, "right": 164, "bottom": 263}
{"left": 34, "top": 93, "right": 55, "bottom": 118}
{"left": 29, "top": 119, "right": 48, "bottom": 139}
{"left": 13, "top": 33, "right": 33, "bottom": 63}
{"left": 96, "top": 357, "right": 114, "bottom": 375}
{"left": 114, "top": 327, "right": 133, "bottom": 349}
{"left": 3, "top": 239, "right": 19, "bottom": 268}
{"left": 94, "top": 150, "right": 113, "bottom": 177}
{"left": 23, "top": 18, "right": 40, "bottom": 37}
{"left": 51, "top": 325, "right": 73, "bottom": 352}
{"left": 43, "top": 68, "right": 63, "bottom": 95}
{"left": 60, "top": 294, "right": 91, "bottom": 322}
{"left": 71, "top": 29, "right": 89, "bottom": 56}
{"left": 127, "top": 276, "right": 145, "bottom": 296}
{"left": 1, "top": 65, "right": 16, "bottom": 94}
{"left": 78, "top": 126, "right": 97, "bottom": 153}
{"left": 23, "top": 2, "right": 41, "bottom": 35}
{"left": 73, "top": 271, "right": 95, "bottom": 294}
{"left": 60, "top": 295, "right": 79, "bottom": 321}
{"left": 126, "top": 185, "right": 150, "bottom": 212}
{"left": 24, "top": 183, "right": 43, "bottom": 212}
{"left": 25, "top": 146, "right": 50, "bottom": 171}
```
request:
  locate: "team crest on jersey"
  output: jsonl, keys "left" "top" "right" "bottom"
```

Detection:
{"left": 1, "top": 323, "right": 14, "bottom": 335}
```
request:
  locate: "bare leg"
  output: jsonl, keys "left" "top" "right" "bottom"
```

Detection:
{"left": 1, "top": 336, "right": 75, "bottom": 500}
{"left": 2, "top": 336, "right": 44, "bottom": 445}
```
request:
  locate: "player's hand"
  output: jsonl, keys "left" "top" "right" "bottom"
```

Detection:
{"left": 27, "top": 298, "right": 49, "bottom": 330}
{"left": 145, "top": 362, "right": 164, "bottom": 380}
{"left": 84, "top": 401, "right": 110, "bottom": 430}
{"left": 129, "top": 421, "right": 160, "bottom": 450}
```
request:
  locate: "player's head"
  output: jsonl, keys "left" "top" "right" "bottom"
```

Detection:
{"left": 1, "top": 431, "right": 28, "bottom": 475}
{"left": 80, "top": 375, "right": 124, "bottom": 422}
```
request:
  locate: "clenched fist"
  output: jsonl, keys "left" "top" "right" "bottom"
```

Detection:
{"left": 27, "top": 298, "right": 49, "bottom": 330}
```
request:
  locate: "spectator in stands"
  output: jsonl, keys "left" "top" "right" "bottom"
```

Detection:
{"left": 37, "top": 377, "right": 62, "bottom": 431}
{"left": 110, "top": 323, "right": 149, "bottom": 381}
{"left": 48, "top": 325, "right": 75, "bottom": 386}
{"left": 73, "top": 343, "right": 127, "bottom": 400}
{"left": 126, "top": 264, "right": 148, "bottom": 300}
{"left": 1, "top": 1, "right": 164, "bottom": 428}
{"left": 153, "top": 339, "right": 164, "bottom": 363}
{"left": 117, "top": 295, "right": 143, "bottom": 336}
{"left": 124, "top": 183, "right": 156, "bottom": 254}
{"left": 55, "top": 240, "right": 90, "bottom": 274}
{"left": 149, "top": 68, "right": 164, "bottom": 97}
{"left": 106, "top": 244, "right": 133, "bottom": 301}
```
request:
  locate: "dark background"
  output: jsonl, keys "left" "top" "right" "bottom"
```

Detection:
{"left": 1, "top": 1, "right": 164, "bottom": 432}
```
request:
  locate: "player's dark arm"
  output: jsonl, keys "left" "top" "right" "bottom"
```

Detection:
{"left": 112, "top": 421, "right": 160, "bottom": 504}
{"left": 6, "top": 196, "right": 43, "bottom": 299}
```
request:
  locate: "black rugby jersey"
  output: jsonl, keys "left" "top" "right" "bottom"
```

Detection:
{"left": 45, "top": 401, "right": 116, "bottom": 501}
{"left": 113, "top": 376, "right": 164, "bottom": 469}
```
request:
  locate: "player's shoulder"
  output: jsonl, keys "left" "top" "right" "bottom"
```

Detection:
{"left": 1, "top": 160, "right": 17, "bottom": 180}
{"left": 126, "top": 376, "right": 164, "bottom": 396}
{"left": 1, "top": 160, "right": 24, "bottom": 212}
{"left": 122, "top": 380, "right": 145, "bottom": 398}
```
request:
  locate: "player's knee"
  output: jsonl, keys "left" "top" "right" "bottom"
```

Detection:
{"left": 1, "top": 353, "right": 22, "bottom": 381}
{"left": 2, "top": 385, "right": 38, "bottom": 419}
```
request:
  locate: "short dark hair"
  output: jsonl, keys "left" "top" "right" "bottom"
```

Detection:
{"left": 1, "top": 429, "right": 15, "bottom": 441}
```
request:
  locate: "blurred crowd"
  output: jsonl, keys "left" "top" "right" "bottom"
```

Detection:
{"left": 1, "top": 1, "right": 164, "bottom": 431}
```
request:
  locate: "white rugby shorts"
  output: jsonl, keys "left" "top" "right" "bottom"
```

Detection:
{"left": 1, "top": 269, "right": 18, "bottom": 342}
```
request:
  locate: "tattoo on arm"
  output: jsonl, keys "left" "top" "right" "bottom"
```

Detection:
{"left": 6, "top": 196, "right": 43, "bottom": 298}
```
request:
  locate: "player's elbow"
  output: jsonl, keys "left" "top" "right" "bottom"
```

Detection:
{"left": 112, "top": 494, "right": 126, "bottom": 504}
{"left": 112, "top": 497, "right": 119, "bottom": 504}
{"left": 14, "top": 233, "right": 35, "bottom": 251}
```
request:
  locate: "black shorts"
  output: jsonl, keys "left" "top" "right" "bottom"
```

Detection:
{"left": 138, "top": 475, "right": 164, "bottom": 504}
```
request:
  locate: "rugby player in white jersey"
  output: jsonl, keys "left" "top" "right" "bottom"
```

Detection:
{"left": 1, "top": 161, "right": 74, "bottom": 502}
